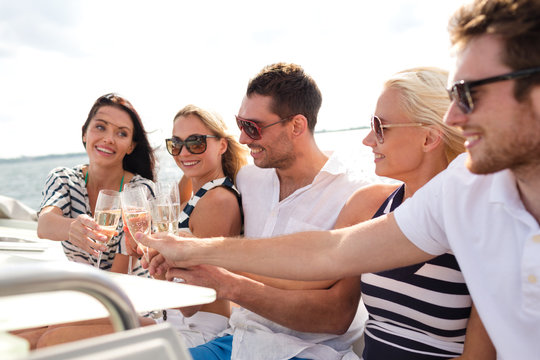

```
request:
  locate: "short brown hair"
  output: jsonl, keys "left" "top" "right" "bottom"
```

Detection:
{"left": 448, "top": 0, "right": 540, "bottom": 100}
{"left": 247, "top": 63, "right": 322, "bottom": 132}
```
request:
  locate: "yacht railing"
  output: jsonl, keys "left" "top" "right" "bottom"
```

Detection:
{"left": 0, "top": 262, "right": 140, "bottom": 332}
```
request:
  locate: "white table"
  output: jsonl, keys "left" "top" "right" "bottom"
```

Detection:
{"left": 0, "top": 219, "right": 216, "bottom": 331}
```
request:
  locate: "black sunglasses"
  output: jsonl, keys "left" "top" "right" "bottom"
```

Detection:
{"left": 371, "top": 115, "right": 424, "bottom": 144}
{"left": 235, "top": 115, "right": 293, "bottom": 140}
{"left": 165, "top": 134, "right": 218, "bottom": 156}
{"left": 447, "top": 67, "right": 540, "bottom": 114}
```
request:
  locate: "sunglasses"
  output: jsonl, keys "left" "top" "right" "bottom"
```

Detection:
{"left": 447, "top": 67, "right": 540, "bottom": 114}
{"left": 371, "top": 115, "right": 425, "bottom": 144}
{"left": 165, "top": 134, "right": 218, "bottom": 156}
{"left": 235, "top": 115, "right": 293, "bottom": 140}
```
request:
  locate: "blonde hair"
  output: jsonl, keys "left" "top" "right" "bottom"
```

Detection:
{"left": 384, "top": 67, "right": 465, "bottom": 163}
{"left": 173, "top": 105, "right": 248, "bottom": 182}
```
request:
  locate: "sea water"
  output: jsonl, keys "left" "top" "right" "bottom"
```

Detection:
{"left": 0, "top": 129, "right": 380, "bottom": 212}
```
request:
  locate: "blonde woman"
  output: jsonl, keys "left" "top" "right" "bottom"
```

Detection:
{"left": 334, "top": 67, "right": 492, "bottom": 359}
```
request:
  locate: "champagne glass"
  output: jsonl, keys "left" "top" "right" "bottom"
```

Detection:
{"left": 94, "top": 189, "right": 122, "bottom": 269}
{"left": 156, "top": 181, "right": 181, "bottom": 234}
{"left": 121, "top": 186, "right": 152, "bottom": 262}
{"left": 150, "top": 195, "right": 174, "bottom": 233}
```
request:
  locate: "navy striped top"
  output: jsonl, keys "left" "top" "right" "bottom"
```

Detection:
{"left": 40, "top": 165, "right": 154, "bottom": 275}
{"left": 361, "top": 184, "right": 471, "bottom": 359}
{"left": 178, "top": 176, "right": 240, "bottom": 231}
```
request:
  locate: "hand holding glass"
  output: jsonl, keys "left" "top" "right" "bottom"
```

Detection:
{"left": 94, "top": 189, "right": 122, "bottom": 269}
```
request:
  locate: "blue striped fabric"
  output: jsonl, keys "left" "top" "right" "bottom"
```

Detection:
{"left": 178, "top": 177, "right": 240, "bottom": 230}
{"left": 40, "top": 165, "right": 153, "bottom": 276}
{"left": 361, "top": 184, "right": 471, "bottom": 359}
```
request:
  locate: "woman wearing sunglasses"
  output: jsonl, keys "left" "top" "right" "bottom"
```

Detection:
{"left": 37, "top": 93, "right": 155, "bottom": 274}
{"left": 155, "top": 104, "right": 248, "bottom": 347}
{"left": 334, "top": 68, "right": 494, "bottom": 359}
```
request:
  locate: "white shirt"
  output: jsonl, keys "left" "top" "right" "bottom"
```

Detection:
{"left": 394, "top": 153, "right": 540, "bottom": 360}
{"left": 228, "top": 153, "right": 371, "bottom": 360}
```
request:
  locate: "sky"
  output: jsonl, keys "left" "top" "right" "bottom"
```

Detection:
{"left": 0, "top": 0, "right": 466, "bottom": 159}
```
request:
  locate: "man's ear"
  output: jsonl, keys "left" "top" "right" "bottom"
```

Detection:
{"left": 291, "top": 115, "right": 308, "bottom": 136}
{"left": 423, "top": 127, "right": 443, "bottom": 152}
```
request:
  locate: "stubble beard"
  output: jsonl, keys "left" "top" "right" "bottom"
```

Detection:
{"left": 466, "top": 102, "right": 540, "bottom": 175}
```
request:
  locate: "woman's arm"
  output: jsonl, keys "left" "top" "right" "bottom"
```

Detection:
{"left": 454, "top": 304, "right": 496, "bottom": 359}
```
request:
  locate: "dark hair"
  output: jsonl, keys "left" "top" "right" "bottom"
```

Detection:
{"left": 81, "top": 93, "right": 155, "bottom": 181}
{"left": 247, "top": 63, "right": 322, "bottom": 132}
{"left": 448, "top": 0, "right": 540, "bottom": 100}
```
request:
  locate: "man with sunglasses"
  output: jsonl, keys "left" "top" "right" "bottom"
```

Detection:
{"left": 139, "top": 1, "right": 540, "bottom": 358}
{"left": 180, "top": 63, "right": 371, "bottom": 360}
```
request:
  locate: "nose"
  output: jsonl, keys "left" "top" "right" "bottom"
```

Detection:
{"left": 444, "top": 101, "right": 468, "bottom": 128}
{"left": 177, "top": 144, "right": 190, "bottom": 156}
{"left": 238, "top": 129, "right": 253, "bottom": 145}
{"left": 362, "top": 129, "right": 377, "bottom": 148}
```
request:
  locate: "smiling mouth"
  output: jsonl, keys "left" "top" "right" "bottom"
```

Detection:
{"left": 96, "top": 146, "right": 114, "bottom": 154}
{"left": 250, "top": 146, "right": 263, "bottom": 155}
{"left": 182, "top": 160, "right": 200, "bottom": 166}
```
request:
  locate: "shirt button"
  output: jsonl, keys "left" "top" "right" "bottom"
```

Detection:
{"left": 532, "top": 235, "right": 540, "bottom": 243}
{"left": 528, "top": 275, "right": 537, "bottom": 284}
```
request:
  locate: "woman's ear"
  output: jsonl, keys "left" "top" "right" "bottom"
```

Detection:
{"left": 127, "top": 142, "right": 137, "bottom": 155}
{"left": 218, "top": 138, "right": 228, "bottom": 156}
{"left": 423, "top": 127, "right": 443, "bottom": 152}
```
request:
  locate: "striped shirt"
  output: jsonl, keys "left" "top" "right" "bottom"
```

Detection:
{"left": 40, "top": 165, "right": 154, "bottom": 276}
{"left": 361, "top": 184, "right": 471, "bottom": 359}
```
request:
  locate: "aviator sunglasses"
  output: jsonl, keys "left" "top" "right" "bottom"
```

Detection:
{"left": 235, "top": 115, "right": 293, "bottom": 140}
{"left": 371, "top": 115, "right": 425, "bottom": 144}
{"left": 165, "top": 134, "right": 218, "bottom": 156}
{"left": 447, "top": 67, "right": 540, "bottom": 114}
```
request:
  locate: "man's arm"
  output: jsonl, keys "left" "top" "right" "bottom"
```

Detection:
{"left": 139, "top": 212, "right": 435, "bottom": 281}
{"left": 166, "top": 265, "right": 361, "bottom": 334}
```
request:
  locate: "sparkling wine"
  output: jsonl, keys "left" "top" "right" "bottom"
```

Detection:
{"left": 124, "top": 210, "right": 151, "bottom": 235}
{"left": 94, "top": 209, "right": 121, "bottom": 244}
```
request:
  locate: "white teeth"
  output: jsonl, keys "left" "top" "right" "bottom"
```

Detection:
{"left": 466, "top": 135, "right": 481, "bottom": 142}
{"left": 97, "top": 147, "right": 113, "bottom": 154}
{"left": 182, "top": 161, "right": 199, "bottom": 166}
{"left": 374, "top": 153, "right": 384, "bottom": 159}
{"left": 251, "top": 147, "right": 263, "bottom": 154}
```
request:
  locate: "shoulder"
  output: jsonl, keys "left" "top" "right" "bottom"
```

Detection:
{"left": 129, "top": 174, "right": 156, "bottom": 197}
{"left": 237, "top": 164, "right": 274, "bottom": 190}
{"left": 197, "top": 185, "right": 240, "bottom": 210}
{"left": 336, "top": 183, "right": 400, "bottom": 228}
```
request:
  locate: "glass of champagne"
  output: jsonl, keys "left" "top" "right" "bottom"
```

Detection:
{"left": 94, "top": 189, "right": 122, "bottom": 269}
{"left": 156, "top": 181, "right": 181, "bottom": 234}
{"left": 120, "top": 186, "right": 152, "bottom": 262}
{"left": 150, "top": 195, "right": 174, "bottom": 233}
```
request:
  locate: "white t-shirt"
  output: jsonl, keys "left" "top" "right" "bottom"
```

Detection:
{"left": 394, "top": 153, "right": 540, "bottom": 360}
{"left": 227, "top": 154, "right": 372, "bottom": 360}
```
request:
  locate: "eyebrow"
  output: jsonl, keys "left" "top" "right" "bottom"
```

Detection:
{"left": 94, "top": 118, "right": 133, "bottom": 132}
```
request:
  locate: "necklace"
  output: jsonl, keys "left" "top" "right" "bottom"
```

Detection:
{"left": 85, "top": 170, "right": 125, "bottom": 192}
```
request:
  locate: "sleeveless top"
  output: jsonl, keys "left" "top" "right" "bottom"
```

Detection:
{"left": 178, "top": 176, "right": 241, "bottom": 231}
{"left": 361, "top": 184, "right": 472, "bottom": 360}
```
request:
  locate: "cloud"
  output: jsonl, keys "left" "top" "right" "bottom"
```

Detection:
{"left": 0, "top": 0, "right": 84, "bottom": 57}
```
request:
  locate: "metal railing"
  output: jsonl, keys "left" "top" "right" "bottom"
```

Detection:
{"left": 0, "top": 262, "right": 140, "bottom": 332}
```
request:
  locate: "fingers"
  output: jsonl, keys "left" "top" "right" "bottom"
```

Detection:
{"left": 123, "top": 228, "right": 140, "bottom": 257}
{"left": 69, "top": 216, "right": 107, "bottom": 256}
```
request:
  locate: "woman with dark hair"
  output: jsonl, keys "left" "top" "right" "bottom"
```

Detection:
{"left": 37, "top": 93, "right": 155, "bottom": 274}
